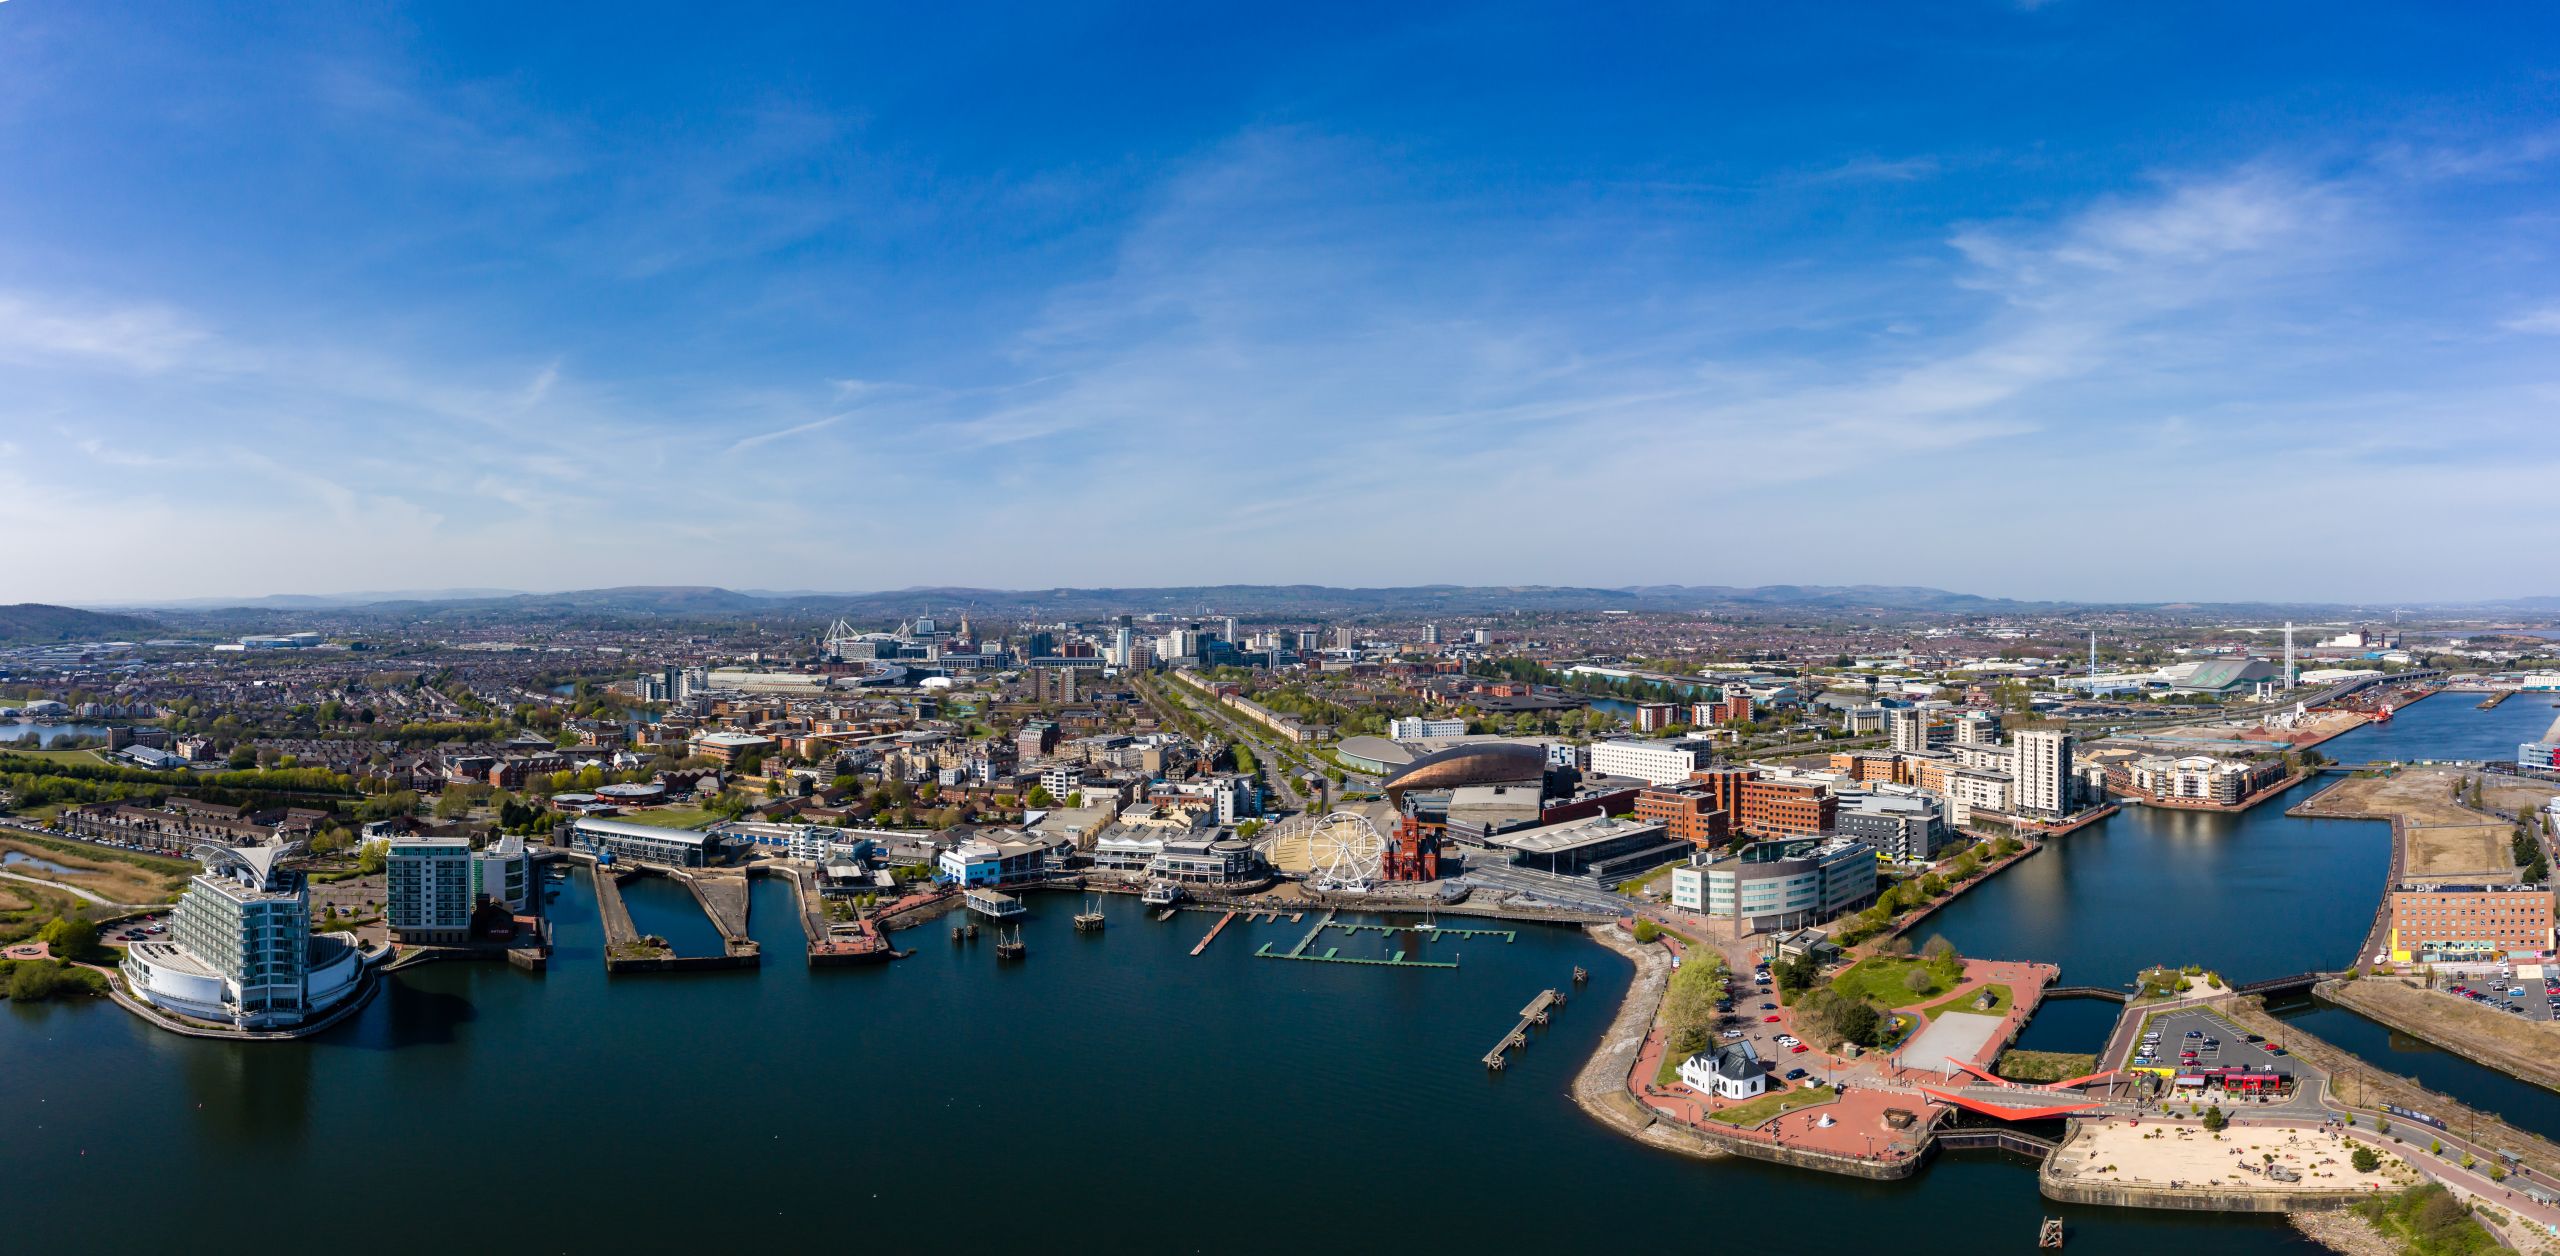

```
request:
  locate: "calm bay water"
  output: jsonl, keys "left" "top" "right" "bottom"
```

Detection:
{"left": 2315, "top": 690, "right": 2560, "bottom": 764}
{"left": 1926, "top": 777, "right": 2392, "bottom": 993}
{"left": 46, "top": 691, "right": 2560, "bottom": 1252}
{"left": 0, "top": 867, "right": 2312, "bottom": 1254}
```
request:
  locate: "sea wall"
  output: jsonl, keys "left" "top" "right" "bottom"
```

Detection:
{"left": 1565, "top": 924, "right": 1928, "bottom": 1180}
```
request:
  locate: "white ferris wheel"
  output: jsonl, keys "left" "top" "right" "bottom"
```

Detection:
{"left": 1276, "top": 810, "right": 1387, "bottom": 893}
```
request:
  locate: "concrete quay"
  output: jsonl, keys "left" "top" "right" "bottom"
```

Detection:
{"left": 595, "top": 868, "right": 760, "bottom": 974}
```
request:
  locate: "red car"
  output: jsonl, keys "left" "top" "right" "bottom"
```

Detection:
{"left": 2261, "top": 1042, "right": 2283, "bottom": 1053}
{"left": 1789, "top": 1044, "right": 1810, "bottom": 1054}
{"left": 1764, "top": 1015, "right": 1783, "bottom": 1023}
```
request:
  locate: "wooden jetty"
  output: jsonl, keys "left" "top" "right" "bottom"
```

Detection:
{"left": 1482, "top": 988, "right": 1565, "bottom": 1070}
{"left": 1191, "top": 910, "right": 1238, "bottom": 956}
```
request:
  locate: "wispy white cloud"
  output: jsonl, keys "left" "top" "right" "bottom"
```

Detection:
{"left": 0, "top": 292, "right": 213, "bottom": 373}
{"left": 2502, "top": 307, "right": 2560, "bottom": 334}
{"left": 724, "top": 413, "right": 847, "bottom": 454}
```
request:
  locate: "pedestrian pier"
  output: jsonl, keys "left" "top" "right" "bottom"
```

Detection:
{"left": 1482, "top": 988, "right": 1565, "bottom": 1070}
{"left": 1254, "top": 910, "right": 1460, "bottom": 969}
{"left": 1192, "top": 910, "right": 1238, "bottom": 956}
{"left": 1327, "top": 921, "right": 1515, "bottom": 943}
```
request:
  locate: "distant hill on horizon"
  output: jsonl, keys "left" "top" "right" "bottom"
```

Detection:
{"left": 85, "top": 582, "right": 2560, "bottom": 624}
{"left": 0, "top": 603, "right": 160, "bottom": 644}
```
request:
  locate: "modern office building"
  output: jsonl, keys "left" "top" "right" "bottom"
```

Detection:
{"left": 1833, "top": 792, "right": 1948, "bottom": 862}
{"left": 1482, "top": 814, "right": 1679, "bottom": 879}
{"left": 2010, "top": 730, "right": 2074, "bottom": 816}
{"left": 1682, "top": 837, "right": 1879, "bottom": 937}
{"left": 123, "top": 842, "right": 366, "bottom": 1029}
{"left": 572, "top": 817, "right": 725, "bottom": 867}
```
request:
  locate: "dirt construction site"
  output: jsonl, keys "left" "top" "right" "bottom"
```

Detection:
{"left": 2292, "top": 767, "right": 2522, "bottom": 880}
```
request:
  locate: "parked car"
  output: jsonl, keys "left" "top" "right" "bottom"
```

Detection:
{"left": 1784, "top": 1068, "right": 1809, "bottom": 1081}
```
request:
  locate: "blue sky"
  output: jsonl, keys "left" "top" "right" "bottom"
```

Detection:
{"left": 3, "top": 3, "right": 2558, "bottom": 605}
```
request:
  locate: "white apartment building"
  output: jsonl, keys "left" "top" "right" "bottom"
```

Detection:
{"left": 1388, "top": 717, "right": 1467, "bottom": 740}
{"left": 386, "top": 837, "right": 476, "bottom": 943}
{"left": 2011, "top": 729, "right": 2074, "bottom": 816}
{"left": 1587, "top": 739, "right": 1709, "bottom": 786}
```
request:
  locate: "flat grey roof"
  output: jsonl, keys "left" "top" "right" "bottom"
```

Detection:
{"left": 573, "top": 817, "right": 716, "bottom": 845}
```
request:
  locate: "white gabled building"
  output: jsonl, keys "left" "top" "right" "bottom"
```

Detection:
{"left": 1678, "top": 1040, "right": 1766, "bottom": 1101}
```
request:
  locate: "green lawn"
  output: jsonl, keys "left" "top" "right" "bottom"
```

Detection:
{"left": 1614, "top": 864, "right": 1679, "bottom": 896}
{"left": 1831, "top": 956, "right": 1958, "bottom": 1006}
{"left": 2, "top": 746, "right": 106, "bottom": 765}
{"left": 1922, "top": 983, "right": 2013, "bottom": 1020}
{"left": 609, "top": 806, "right": 720, "bottom": 830}
{"left": 1707, "top": 1085, "right": 1838, "bottom": 1126}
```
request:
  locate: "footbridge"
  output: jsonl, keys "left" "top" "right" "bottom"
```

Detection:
{"left": 2233, "top": 971, "right": 2345, "bottom": 998}
{"left": 2046, "top": 986, "right": 2130, "bottom": 1002}
{"left": 1914, "top": 1084, "right": 2104, "bottom": 1121}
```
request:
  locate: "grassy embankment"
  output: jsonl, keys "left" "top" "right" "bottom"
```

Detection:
{"left": 1995, "top": 1050, "right": 2099, "bottom": 1083}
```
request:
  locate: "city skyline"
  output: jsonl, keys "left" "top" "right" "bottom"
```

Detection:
{"left": 5, "top": 4, "right": 2559, "bottom": 603}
